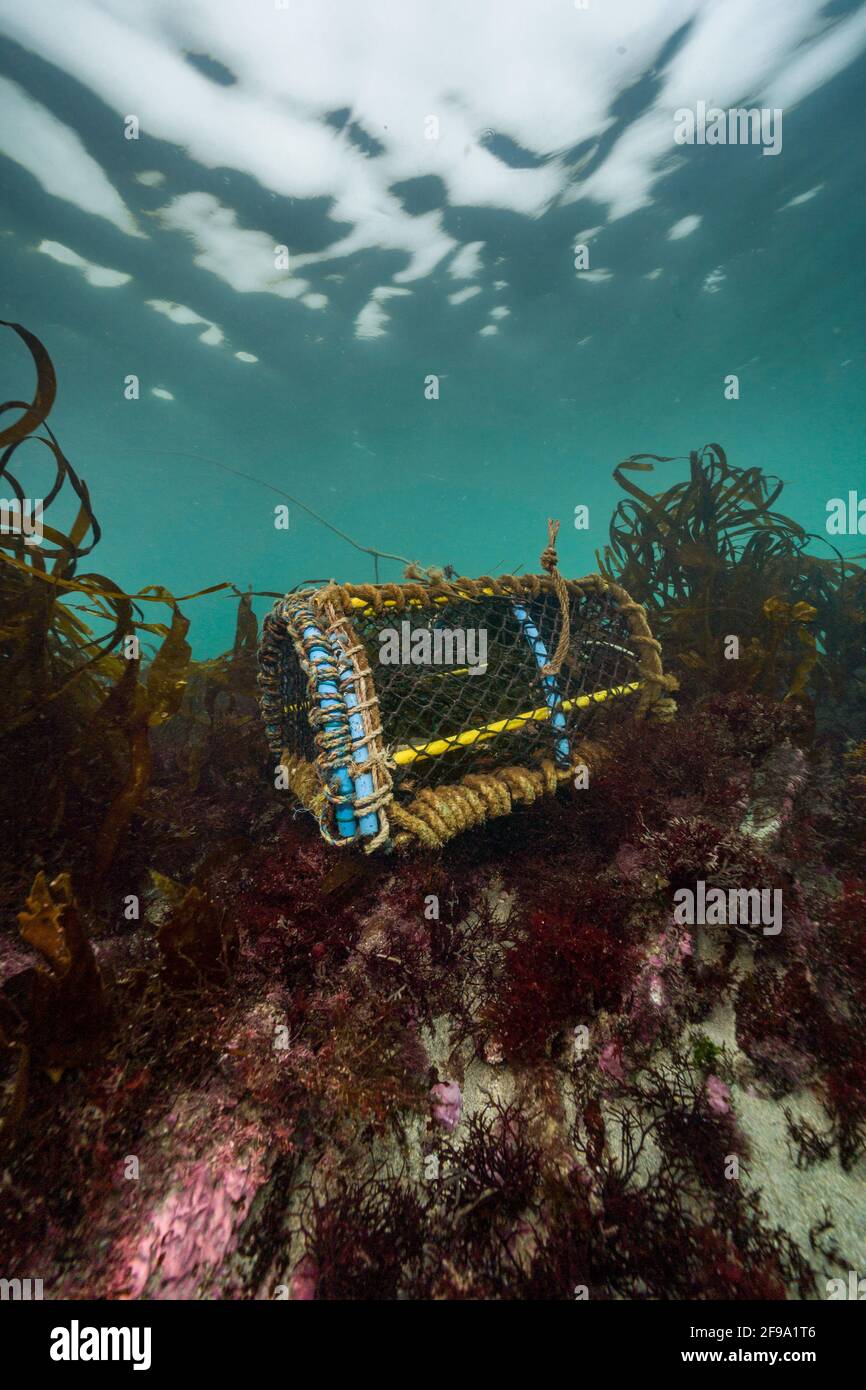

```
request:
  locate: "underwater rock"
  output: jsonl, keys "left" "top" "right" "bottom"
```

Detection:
{"left": 740, "top": 742, "right": 808, "bottom": 846}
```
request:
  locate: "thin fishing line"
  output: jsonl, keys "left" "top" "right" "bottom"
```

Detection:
{"left": 113, "top": 447, "right": 418, "bottom": 574}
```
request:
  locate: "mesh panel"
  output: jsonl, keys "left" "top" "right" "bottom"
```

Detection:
{"left": 265, "top": 586, "right": 642, "bottom": 802}
{"left": 281, "top": 646, "right": 316, "bottom": 763}
{"left": 259, "top": 610, "right": 316, "bottom": 762}
{"left": 366, "top": 589, "right": 639, "bottom": 795}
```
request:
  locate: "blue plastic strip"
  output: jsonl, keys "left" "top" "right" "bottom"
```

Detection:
{"left": 332, "top": 631, "right": 380, "bottom": 840}
{"left": 300, "top": 620, "right": 357, "bottom": 840}
{"left": 511, "top": 602, "right": 571, "bottom": 767}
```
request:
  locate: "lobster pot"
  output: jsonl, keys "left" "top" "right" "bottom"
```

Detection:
{"left": 258, "top": 574, "right": 670, "bottom": 852}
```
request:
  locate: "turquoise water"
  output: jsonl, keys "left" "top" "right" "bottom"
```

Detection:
{"left": 1, "top": 0, "right": 864, "bottom": 656}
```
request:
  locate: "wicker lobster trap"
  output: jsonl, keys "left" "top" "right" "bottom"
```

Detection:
{"left": 258, "top": 533, "right": 675, "bottom": 852}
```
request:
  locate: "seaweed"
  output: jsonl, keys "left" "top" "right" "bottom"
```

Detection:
{"left": 784, "top": 1108, "right": 834, "bottom": 1170}
{"left": 0, "top": 323, "right": 234, "bottom": 913}
{"left": 484, "top": 889, "right": 639, "bottom": 1062}
{"left": 151, "top": 872, "right": 237, "bottom": 990}
{"left": 11, "top": 871, "right": 106, "bottom": 1071}
{"left": 1, "top": 331, "right": 862, "bottom": 1298}
{"left": 598, "top": 444, "right": 865, "bottom": 704}
{"left": 298, "top": 1175, "right": 428, "bottom": 1300}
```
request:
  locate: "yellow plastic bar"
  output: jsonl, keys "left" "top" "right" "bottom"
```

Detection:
{"left": 350, "top": 589, "right": 500, "bottom": 614}
{"left": 392, "top": 680, "right": 643, "bottom": 766}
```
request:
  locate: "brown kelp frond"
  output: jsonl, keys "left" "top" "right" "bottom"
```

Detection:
{"left": 0, "top": 320, "right": 57, "bottom": 447}
{"left": 597, "top": 444, "right": 864, "bottom": 703}
{"left": 151, "top": 873, "right": 237, "bottom": 990}
{"left": 9, "top": 872, "right": 107, "bottom": 1072}
{"left": 0, "top": 324, "right": 240, "bottom": 908}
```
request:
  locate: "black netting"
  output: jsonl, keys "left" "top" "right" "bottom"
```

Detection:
{"left": 260, "top": 611, "right": 316, "bottom": 763}
{"left": 266, "top": 587, "right": 642, "bottom": 801}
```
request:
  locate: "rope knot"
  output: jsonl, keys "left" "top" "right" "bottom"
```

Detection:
{"left": 540, "top": 517, "right": 560, "bottom": 574}
{"left": 539, "top": 518, "right": 570, "bottom": 677}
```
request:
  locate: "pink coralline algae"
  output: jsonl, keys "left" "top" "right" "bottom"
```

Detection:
{"left": 627, "top": 918, "right": 691, "bottom": 1042}
{"left": 599, "top": 1041, "right": 627, "bottom": 1083}
{"left": 289, "top": 1255, "right": 319, "bottom": 1301}
{"left": 430, "top": 1080, "right": 462, "bottom": 1133}
{"left": 120, "top": 1123, "right": 269, "bottom": 1299}
{"left": 706, "top": 1075, "right": 732, "bottom": 1116}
